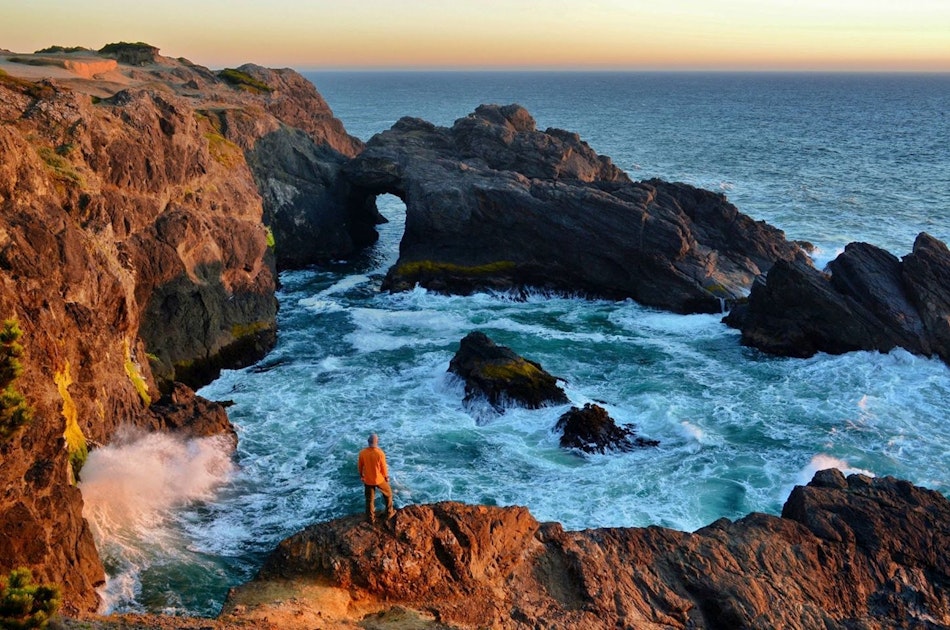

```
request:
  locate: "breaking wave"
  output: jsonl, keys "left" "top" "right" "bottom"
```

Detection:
{"left": 79, "top": 430, "right": 235, "bottom": 613}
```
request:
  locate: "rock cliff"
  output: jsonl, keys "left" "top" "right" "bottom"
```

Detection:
{"left": 725, "top": 233, "right": 950, "bottom": 365}
{"left": 0, "top": 47, "right": 361, "bottom": 613}
{"left": 229, "top": 470, "right": 950, "bottom": 629}
{"left": 342, "top": 104, "right": 811, "bottom": 314}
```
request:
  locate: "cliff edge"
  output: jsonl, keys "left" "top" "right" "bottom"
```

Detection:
{"left": 0, "top": 45, "right": 363, "bottom": 613}
{"left": 226, "top": 470, "right": 950, "bottom": 629}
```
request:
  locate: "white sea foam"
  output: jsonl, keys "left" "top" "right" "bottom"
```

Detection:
{"left": 297, "top": 297, "right": 344, "bottom": 313}
{"left": 679, "top": 420, "right": 706, "bottom": 443}
{"left": 795, "top": 454, "right": 875, "bottom": 488}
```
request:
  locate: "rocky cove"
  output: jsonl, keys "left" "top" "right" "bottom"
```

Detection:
{"left": 0, "top": 45, "right": 949, "bottom": 629}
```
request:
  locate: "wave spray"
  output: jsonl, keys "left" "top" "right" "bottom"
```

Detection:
{"left": 79, "top": 429, "right": 235, "bottom": 613}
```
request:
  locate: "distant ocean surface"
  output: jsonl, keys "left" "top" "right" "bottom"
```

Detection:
{"left": 79, "top": 72, "right": 950, "bottom": 615}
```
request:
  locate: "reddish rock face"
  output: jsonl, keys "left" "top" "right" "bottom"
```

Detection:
{"left": 247, "top": 471, "right": 950, "bottom": 629}
{"left": 0, "top": 52, "right": 361, "bottom": 613}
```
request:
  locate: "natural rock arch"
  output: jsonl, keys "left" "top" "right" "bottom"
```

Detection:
{"left": 340, "top": 105, "right": 810, "bottom": 314}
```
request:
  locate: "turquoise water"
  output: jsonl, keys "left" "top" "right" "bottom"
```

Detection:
{"left": 80, "top": 72, "right": 950, "bottom": 615}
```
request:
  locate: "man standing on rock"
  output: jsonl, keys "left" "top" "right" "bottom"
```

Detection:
{"left": 358, "top": 433, "right": 395, "bottom": 524}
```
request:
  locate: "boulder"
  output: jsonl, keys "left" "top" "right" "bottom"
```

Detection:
{"left": 146, "top": 382, "right": 237, "bottom": 446}
{"left": 556, "top": 403, "right": 658, "bottom": 453}
{"left": 342, "top": 104, "right": 811, "bottom": 314}
{"left": 237, "top": 472, "right": 950, "bottom": 629}
{"left": 448, "top": 332, "right": 568, "bottom": 410}
{"left": 725, "top": 234, "right": 950, "bottom": 365}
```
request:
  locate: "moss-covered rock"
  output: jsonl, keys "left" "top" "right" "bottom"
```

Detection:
{"left": 448, "top": 331, "right": 568, "bottom": 410}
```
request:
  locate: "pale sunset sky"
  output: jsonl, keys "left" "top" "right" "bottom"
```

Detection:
{"left": 1, "top": 0, "right": 948, "bottom": 71}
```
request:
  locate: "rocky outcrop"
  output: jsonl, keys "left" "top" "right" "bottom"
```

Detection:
{"left": 725, "top": 233, "right": 950, "bottom": 364}
{"left": 556, "top": 403, "right": 658, "bottom": 453}
{"left": 232, "top": 471, "right": 950, "bottom": 629}
{"left": 342, "top": 104, "right": 811, "bottom": 314}
{"left": 448, "top": 332, "right": 568, "bottom": 410}
{"left": 212, "top": 64, "right": 374, "bottom": 269}
{"left": 0, "top": 48, "right": 363, "bottom": 613}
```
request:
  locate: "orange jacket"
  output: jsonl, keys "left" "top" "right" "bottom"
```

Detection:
{"left": 358, "top": 446, "right": 389, "bottom": 486}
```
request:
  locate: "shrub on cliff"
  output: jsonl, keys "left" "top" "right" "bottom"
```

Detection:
{"left": 219, "top": 68, "right": 273, "bottom": 94}
{"left": 0, "top": 319, "right": 33, "bottom": 440}
{"left": 97, "top": 42, "right": 159, "bottom": 65}
{"left": 0, "top": 568, "right": 60, "bottom": 629}
{"left": 33, "top": 46, "right": 90, "bottom": 54}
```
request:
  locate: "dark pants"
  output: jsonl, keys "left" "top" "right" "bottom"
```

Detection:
{"left": 364, "top": 481, "right": 393, "bottom": 522}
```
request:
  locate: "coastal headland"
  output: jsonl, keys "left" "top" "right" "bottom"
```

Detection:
{"left": 0, "top": 44, "right": 948, "bottom": 628}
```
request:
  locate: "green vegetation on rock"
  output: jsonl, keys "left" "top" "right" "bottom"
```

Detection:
{"left": 0, "top": 70, "right": 55, "bottom": 100}
{"left": 231, "top": 320, "right": 272, "bottom": 339}
{"left": 34, "top": 46, "right": 90, "bottom": 54}
{"left": 0, "top": 567, "right": 60, "bottom": 629}
{"left": 0, "top": 319, "right": 33, "bottom": 441}
{"left": 123, "top": 339, "right": 152, "bottom": 407}
{"left": 395, "top": 260, "right": 516, "bottom": 277}
{"left": 477, "top": 358, "right": 545, "bottom": 383}
{"left": 203, "top": 130, "right": 243, "bottom": 169}
{"left": 97, "top": 41, "right": 156, "bottom": 55}
{"left": 54, "top": 362, "right": 86, "bottom": 482}
{"left": 218, "top": 68, "right": 273, "bottom": 94}
{"left": 36, "top": 146, "right": 84, "bottom": 187}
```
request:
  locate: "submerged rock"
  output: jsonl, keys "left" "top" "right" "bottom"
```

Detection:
{"left": 448, "top": 331, "right": 568, "bottom": 410}
{"left": 342, "top": 104, "right": 810, "bottom": 314}
{"left": 556, "top": 403, "right": 658, "bottom": 453}
{"left": 725, "top": 233, "right": 950, "bottom": 365}
{"left": 238, "top": 471, "right": 950, "bottom": 629}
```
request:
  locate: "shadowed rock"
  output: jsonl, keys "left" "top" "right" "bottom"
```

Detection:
{"left": 448, "top": 331, "right": 568, "bottom": 410}
{"left": 240, "top": 471, "right": 950, "bottom": 629}
{"left": 725, "top": 233, "right": 950, "bottom": 365}
{"left": 342, "top": 104, "right": 811, "bottom": 314}
{"left": 556, "top": 403, "right": 658, "bottom": 453}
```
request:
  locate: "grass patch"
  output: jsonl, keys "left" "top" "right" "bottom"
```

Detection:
{"left": 36, "top": 146, "right": 84, "bottom": 186}
{"left": 218, "top": 68, "right": 273, "bottom": 94}
{"left": 54, "top": 362, "right": 87, "bottom": 482}
{"left": 204, "top": 130, "right": 243, "bottom": 169}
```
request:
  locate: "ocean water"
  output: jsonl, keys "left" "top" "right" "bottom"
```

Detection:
{"left": 79, "top": 72, "right": 950, "bottom": 616}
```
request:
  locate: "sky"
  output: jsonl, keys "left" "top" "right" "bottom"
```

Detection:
{"left": 1, "top": 0, "right": 948, "bottom": 71}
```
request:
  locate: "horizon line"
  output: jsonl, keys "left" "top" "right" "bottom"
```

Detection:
{"left": 294, "top": 66, "right": 950, "bottom": 75}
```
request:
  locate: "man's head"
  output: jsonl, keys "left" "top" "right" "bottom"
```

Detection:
{"left": 368, "top": 433, "right": 378, "bottom": 447}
